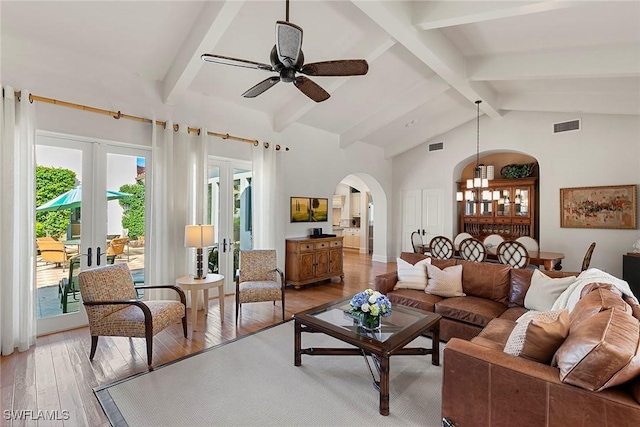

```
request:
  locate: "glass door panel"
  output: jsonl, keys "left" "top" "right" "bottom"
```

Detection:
{"left": 207, "top": 160, "right": 252, "bottom": 295}
{"left": 513, "top": 187, "right": 529, "bottom": 217}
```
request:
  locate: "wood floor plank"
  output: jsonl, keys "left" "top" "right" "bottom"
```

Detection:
{"left": 0, "top": 251, "right": 395, "bottom": 424}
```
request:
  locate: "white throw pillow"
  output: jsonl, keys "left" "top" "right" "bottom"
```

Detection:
{"left": 524, "top": 270, "right": 576, "bottom": 312}
{"left": 425, "top": 263, "right": 465, "bottom": 297}
{"left": 394, "top": 257, "right": 431, "bottom": 290}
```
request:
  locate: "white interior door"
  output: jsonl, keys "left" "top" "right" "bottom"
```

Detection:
{"left": 401, "top": 188, "right": 444, "bottom": 253}
{"left": 35, "top": 132, "right": 149, "bottom": 335}
{"left": 401, "top": 189, "right": 422, "bottom": 252}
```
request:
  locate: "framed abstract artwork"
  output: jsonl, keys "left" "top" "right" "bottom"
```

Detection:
{"left": 290, "top": 197, "right": 328, "bottom": 223}
{"left": 560, "top": 185, "right": 637, "bottom": 229}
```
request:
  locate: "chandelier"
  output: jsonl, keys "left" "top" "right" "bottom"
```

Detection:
{"left": 456, "top": 100, "right": 494, "bottom": 203}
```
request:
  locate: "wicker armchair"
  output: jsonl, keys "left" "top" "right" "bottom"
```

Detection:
{"left": 78, "top": 263, "right": 187, "bottom": 366}
{"left": 235, "top": 250, "right": 285, "bottom": 324}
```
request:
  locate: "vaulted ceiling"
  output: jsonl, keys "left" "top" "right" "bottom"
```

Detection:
{"left": 2, "top": 1, "right": 639, "bottom": 158}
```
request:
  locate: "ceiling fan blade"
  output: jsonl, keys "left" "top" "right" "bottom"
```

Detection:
{"left": 242, "top": 77, "right": 281, "bottom": 98}
{"left": 201, "top": 54, "right": 274, "bottom": 71}
{"left": 300, "top": 60, "right": 369, "bottom": 77}
{"left": 293, "top": 76, "right": 330, "bottom": 102}
{"left": 275, "top": 21, "right": 303, "bottom": 68}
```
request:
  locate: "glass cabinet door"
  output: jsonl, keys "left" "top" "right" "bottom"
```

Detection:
{"left": 513, "top": 187, "right": 529, "bottom": 217}
{"left": 496, "top": 189, "right": 511, "bottom": 217}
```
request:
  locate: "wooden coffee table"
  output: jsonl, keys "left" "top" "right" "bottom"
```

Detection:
{"left": 293, "top": 297, "right": 441, "bottom": 415}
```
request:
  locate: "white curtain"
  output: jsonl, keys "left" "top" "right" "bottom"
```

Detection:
{"left": 252, "top": 142, "right": 284, "bottom": 249}
{"left": 147, "top": 124, "right": 207, "bottom": 306}
{"left": 0, "top": 88, "right": 37, "bottom": 355}
{"left": 147, "top": 120, "right": 177, "bottom": 300}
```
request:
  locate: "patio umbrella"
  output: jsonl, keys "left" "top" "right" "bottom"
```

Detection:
{"left": 36, "top": 186, "right": 133, "bottom": 212}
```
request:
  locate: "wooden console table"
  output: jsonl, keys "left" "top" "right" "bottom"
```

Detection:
{"left": 285, "top": 236, "right": 344, "bottom": 289}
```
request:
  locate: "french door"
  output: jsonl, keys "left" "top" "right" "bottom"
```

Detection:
{"left": 35, "top": 132, "right": 150, "bottom": 335}
{"left": 207, "top": 158, "right": 252, "bottom": 295}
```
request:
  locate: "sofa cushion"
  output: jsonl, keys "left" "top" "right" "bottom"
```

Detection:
{"left": 504, "top": 310, "right": 569, "bottom": 364}
{"left": 386, "top": 289, "right": 442, "bottom": 313}
{"left": 571, "top": 284, "right": 632, "bottom": 329}
{"left": 394, "top": 257, "right": 430, "bottom": 290}
{"left": 509, "top": 269, "right": 578, "bottom": 308}
{"left": 426, "top": 263, "right": 464, "bottom": 297}
{"left": 431, "top": 258, "right": 457, "bottom": 270}
{"left": 458, "top": 260, "right": 511, "bottom": 305}
{"left": 435, "top": 296, "right": 507, "bottom": 327}
{"left": 474, "top": 318, "right": 516, "bottom": 349}
{"left": 524, "top": 269, "right": 576, "bottom": 311}
{"left": 498, "top": 306, "right": 529, "bottom": 322}
{"left": 555, "top": 307, "right": 640, "bottom": 391}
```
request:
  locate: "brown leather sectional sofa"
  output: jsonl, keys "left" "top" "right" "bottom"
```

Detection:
{"left": 374, "top": 252, "right": 640, "bottom": 426}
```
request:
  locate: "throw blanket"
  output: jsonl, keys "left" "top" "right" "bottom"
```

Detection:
{"left": 551, "top": 268, "right": 639, "bottom": 312}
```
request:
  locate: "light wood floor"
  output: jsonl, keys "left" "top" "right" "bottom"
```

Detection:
{"left": 1, "top": 250, "right": 395, "bottom": 427}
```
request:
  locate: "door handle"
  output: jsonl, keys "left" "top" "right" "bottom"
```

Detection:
{"left": 222, "top": 238, "right": 227, "bottom": 253}
{"left": 84, "top": 247, "right": 92, "bottom": 267}
{"left": 96, "top": 246, "right": 103, "bottom": 266}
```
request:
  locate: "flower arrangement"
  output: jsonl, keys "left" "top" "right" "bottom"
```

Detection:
{"left": 349, "top": 289, "right": 392, "bottom": 331}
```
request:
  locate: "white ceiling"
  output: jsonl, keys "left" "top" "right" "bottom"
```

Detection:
{"left": 2, "top": 1, "right": 639, "bottom": 158}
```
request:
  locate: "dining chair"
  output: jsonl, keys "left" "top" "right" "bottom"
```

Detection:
{"left": 411, "top": 231, "right": 424, "bottom": 254}
{"left": 483, "top": 234, "right": 505, "bottom": 252}
{"left": 459, "top": 237, "right": 487, "bottom": 262}
{"left": 78, "top": 263, "right": 187, "bottom": 366}
{"left": 581, "top": 242, "right": 596, "bottom": 271}
{"left": 236, "top": 250, "right": 285, "bottom": 323}
{"left": 453, "top": 232, "right": 472, "bottom": 250}
{"left": 496, "top": 241, "right": 530, "bottom": 269}
{"left": 429, "top": 236, "right": 455, "bottom": 260}
{"left": 515, "top": 236, "right": 539, "bottom": 253}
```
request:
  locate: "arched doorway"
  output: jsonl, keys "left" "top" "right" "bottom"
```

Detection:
{"left": 334, "top": 173, "right": 388, "bottom": 263}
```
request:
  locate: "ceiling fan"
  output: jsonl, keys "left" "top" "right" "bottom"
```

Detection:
{"left": 200, "top": 0, "right": 368, "bottom": 103}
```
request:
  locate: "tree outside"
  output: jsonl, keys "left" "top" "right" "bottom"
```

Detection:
{"left": 118, "top": 182, "right": 145, "bottom": 240}
{"left": 35, "top": 165, "right": 76, "bottom": 238}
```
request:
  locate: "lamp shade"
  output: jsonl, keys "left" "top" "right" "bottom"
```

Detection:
{"left": 184, "top": 225, "right": 215, "bottom": 248}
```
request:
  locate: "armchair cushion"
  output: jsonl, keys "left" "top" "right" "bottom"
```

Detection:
{"left": 91, "top": 301, "right": 185, "bottom": 337}
{"left": 238, "top": 281, "right": 282, "bottom": 303}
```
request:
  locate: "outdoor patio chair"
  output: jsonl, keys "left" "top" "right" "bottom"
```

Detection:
{"left": 59, "top": 255, "right": 82, "bottom": 313}
{"left": 107, "top": 237, "right": 129, "bottom": 261}
{"left": 236, "top": 250, "right": 285, "bottom": 324}
{"left": 37, "top": 238, "right": 74, "bottom": 268}
{"left": 78, "top": 263, "right": 187, "bottom": 366}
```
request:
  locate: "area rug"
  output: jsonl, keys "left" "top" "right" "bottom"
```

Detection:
{"left": 95, "top": 321, "right": 443, "bottom": 426}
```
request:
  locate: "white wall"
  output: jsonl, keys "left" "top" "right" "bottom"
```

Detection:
{"left": 393, "top": 110, "right": 640, "bottom": 277}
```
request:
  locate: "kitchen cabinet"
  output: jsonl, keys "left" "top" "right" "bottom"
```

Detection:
{"left": 285, "top": 236, "right": 344, "bottom": 289}
{"left": 344, "top": 228, "right": 361, "bottom": 249}
{"left": 350, "top": 193, "right": 361, "bottom": 217}
{"left": 457, "top": 177, "right": 537, "bottom": 241}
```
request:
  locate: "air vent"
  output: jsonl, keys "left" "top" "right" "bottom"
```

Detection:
{"left": 553, "top": 119, "right": 580, "bottom": 134}
{"left": 429, "top": 142, "right": 444, "bottom": 151}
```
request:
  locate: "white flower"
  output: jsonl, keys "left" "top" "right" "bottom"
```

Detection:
{"left": 361, "top": 303, "right": 370, "bottom": 312}
{"left": 368, "top": 294, "right": 377, "bottom": 304}
{"left": 373, "top": 291, "right": 382, "bottom": 299}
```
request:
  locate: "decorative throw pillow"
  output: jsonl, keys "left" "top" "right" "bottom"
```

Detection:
{"left": 555, "top": 307, "right": 640, "bottom": 391}
{"left": 524, "top": 270, "right": 576, "bottom": 312}
{"left": 394, "top": 257, "right": 431, "bottom": 290}
{"left": 425, "top": 263, "right": 464, "bottom": 297}
{"left": 504, "top": 309, "right": 569, "bottom": 364}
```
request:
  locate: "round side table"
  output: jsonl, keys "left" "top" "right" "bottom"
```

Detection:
{"left": 176, "top": 274, "right": 225, "bottom": 334}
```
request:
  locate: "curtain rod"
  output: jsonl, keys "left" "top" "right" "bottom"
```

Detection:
{"left": 11, "top": 90, "right": 288, "bottom": 151}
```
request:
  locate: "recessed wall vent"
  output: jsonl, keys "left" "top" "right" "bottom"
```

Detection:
{"left": 553, "top": 119, "right": 581, "bottom": 134}
{"left": 429, "top": 141, "right": 444, "bottom": 152}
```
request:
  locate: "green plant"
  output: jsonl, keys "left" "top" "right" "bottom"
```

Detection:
{"left": 35, "top": 165, "right": 77, "bottom": 238}
{"left": 119, "top": 182, "right": 145, "bottom": 239}
{"left": 500, "top": 163, "right": 535, "bottom": 179}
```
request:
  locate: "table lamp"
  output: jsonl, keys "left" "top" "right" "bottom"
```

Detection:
{"left": 184, "top": 225, "right": 215, "bottom": 279}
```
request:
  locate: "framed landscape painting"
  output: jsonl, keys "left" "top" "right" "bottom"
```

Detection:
{"left": 560, "top": 184, "right": 637, "bottom": 229}
{"left": 290, "top": 197, "right": 328, "bottom": 223}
